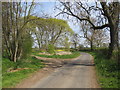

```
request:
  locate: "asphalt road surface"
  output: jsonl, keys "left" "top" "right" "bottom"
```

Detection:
{"left": 32, "top": 52, "right": 100, "bottom": 88}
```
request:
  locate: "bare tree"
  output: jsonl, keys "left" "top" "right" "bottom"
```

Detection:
{"left": 80, "top": 21, "right": 109, "bottom": 50}
{"left": 2, "top": 2, "right": 36, "bottom": 62}
{"left": 56, "top": 1, "right": 120, "bottom": 58}
{"left": 71, "top": 33, "right": 80, "bottom": 50}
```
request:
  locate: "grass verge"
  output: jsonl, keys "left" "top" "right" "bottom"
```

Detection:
{"left": 2, "top": 56, "right": 44, "bottom": 88}
{"left": 33, "top": 51, "right": 80, "bottom": 59}
{"left": 88, "top": 50, "right": 119, "bottom": 88}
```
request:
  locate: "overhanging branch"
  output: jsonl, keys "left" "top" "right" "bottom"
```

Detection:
{"left": 93, "top": 24, "right": 110, "bottom": 29}
{"left": 58, "top": 2, "right": 110, "bottom": 30}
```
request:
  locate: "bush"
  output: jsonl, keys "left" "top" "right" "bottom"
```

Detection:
{"left": 112, "top": 50, "right": 120, "bottom": 63}
{"left": 94, "top": 48, "right": 109, "bottom": 59}
{"left": 89, "top": 50, "right": 119, "bottom": 88}
{"left": 2, "top": 58, "right": 16, "bottom": 74}
{"left": 21, "top": 33, "right": 33, "bottom": 59}
{"left": 47, "top": 44, "right": 55, "bottom": 54}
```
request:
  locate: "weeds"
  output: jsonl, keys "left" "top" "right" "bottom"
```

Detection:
{"left": 2, "top": 56, "right": 44, "bottom": 88}
{"left": 89, "top": 50, "right": 119, "bottom": 88}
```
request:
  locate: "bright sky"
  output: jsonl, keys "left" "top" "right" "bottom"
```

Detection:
{"left": 36, "top": 2, "right": 81, "bottom": 33}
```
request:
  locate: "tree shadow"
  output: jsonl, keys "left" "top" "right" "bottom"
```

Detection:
{"left": 68, "top": 63, "right": 95, "bottom": 66}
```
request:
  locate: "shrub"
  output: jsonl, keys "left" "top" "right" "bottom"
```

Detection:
{"left": 47, "top": 44, "right": 55, "bottom": 54}
{"left": 21, "top": 34, "right": 33, "bottom": 59}
{"left": 2, "top": 58, "right": 16, "bottom": 73}
{"left": 89, "top": 50, "right": 119, "bottom": 88}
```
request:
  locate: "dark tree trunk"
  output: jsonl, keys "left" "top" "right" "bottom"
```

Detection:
{"left": 90, "top": 41, "right": 93, "bottom": 51}
{"left": 74, "top": 43, "right": 77, "bottom": 50}
{"left": 108, "top": 26, "right": 115, "bottom": 58}
{"left": 108, "top": 24, "right": 119, "bottom": 59}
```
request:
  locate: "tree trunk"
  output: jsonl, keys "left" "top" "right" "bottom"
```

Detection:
{"left": 38, "top": 41, "right": 41, "bottom": 49}
{"left": 90, "top": 41, "right": 93, "bottom": 51}
{"left": 108, "top": 25, "right": 119, "bottom": 59}
{"left": 74, "top": 42, "right": 77, "bottom": 50}
{"left": 13, "top": 42, "right": 18, "bottom": 62}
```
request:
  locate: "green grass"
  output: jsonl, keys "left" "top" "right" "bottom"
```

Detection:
{"left": 2, "top": 51, "right": 80, "bottom": 88}
{"left": 2, "top": 58, "right": 16, "bottom": 74}
{"left": 2, "top": 56, "right": 44, "bottom": 88}
{"left": 2, "top": 69, "right": 34, "bottom": 88}
{"left": 34, "top": 51, "right": 80, "bottom": 59}
{"left": 88, "top": 50, "right": 119, "bottom": 88}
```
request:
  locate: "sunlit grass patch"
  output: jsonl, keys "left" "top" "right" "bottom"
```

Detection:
{"left": 2, "top": 69, "right": 34, "bottom": 88}
{"left": 2, "top": 56, "right": 44, "bottom": 88}
{"left": 36, "top": 52, "right": 80, "bottom": 59}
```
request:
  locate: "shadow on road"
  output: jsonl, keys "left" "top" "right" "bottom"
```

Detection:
{"left": 70, "top": 63, "right": 95, "bottom": 66}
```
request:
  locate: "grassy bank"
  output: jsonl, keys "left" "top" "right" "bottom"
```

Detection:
{"left": 34, "top": 51, "right": 80, "bottom": 59}
{"left": 2, "top": 56, "right": 44, "bottom": 88}
{"left": 89, "top": 50, "right": 119, "bottom": 88}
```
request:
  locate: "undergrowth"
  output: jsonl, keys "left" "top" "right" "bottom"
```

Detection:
{"left": 89, "top": 49, "right": 119, "bottom": 88}
{"left": 2, "top": 56, "right": 44, "bottom": 88}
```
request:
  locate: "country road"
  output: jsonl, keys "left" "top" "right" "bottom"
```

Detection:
{"left": 31, "top": 52, "right": 100, "bottom": 88}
